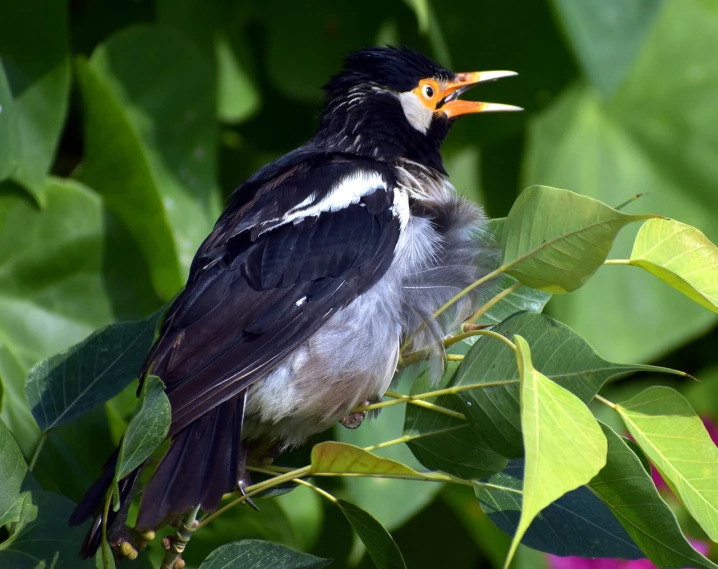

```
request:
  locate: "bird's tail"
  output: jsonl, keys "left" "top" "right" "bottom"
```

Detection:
{"left": 69, "top": 446, "right": 142, "bottom": 559}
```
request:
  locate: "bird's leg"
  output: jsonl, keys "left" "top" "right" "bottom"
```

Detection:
{"left": 237, "top": 444, "right": 259, "bottom": 511}
{"left": 340, "top": 400, "right": 370, "bottom": 429}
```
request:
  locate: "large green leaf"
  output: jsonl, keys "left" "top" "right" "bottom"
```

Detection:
{"left": 76, "top": 25, "right": 221, "bottom": 299}
{"left": 525, "top": 0, "right": 718, "bottom": 363}
{"left": 503, "top": 335, "right": 607, "bottom": 567}
{"left": 616, "top": 386, "right": 718, "bottom": 542}
{"left": 0, "top": 62, "right": 19, "bottom": 182}
{"left": 25, "top": 308, "right": 162, "bottom": 432}
{"left": 0, "top": 420, "right": 39, "bottom": 527}
{"left": 501, "top": 185, "right": 653, "bottom": 293}
{"left": 0, "top": 0, "right": 71, "bottom": 202}
{"left": 0, "top": 178, "right": 114, "bottom": 455}
{"left": 628, "top": 218, "right": 718, "bottom": 312}
{"left": 311, "top": 442, "right": 419, "bottom": 476}
{"left": 336, "top": 376, "right": 442, "bottom": 531}
{"left": 198, "top": 540, "right": 331, "bottom": 569}
{"left": 0, "top": 490, "right": 94, "bottom": 568}
{"left": 114, "top": 376, "right": 170, "bottom": 494}
{"left": 403, "top": 370, "right": 508, "bottom": 480}
{"left": 551, "top": 0, "right": 663, "bottom": 96}
{"left": 337, "top": 499, "right": 406, "bottom": 569}
{"left": 477, "top": 459, "right": 642, "bottom": 559}
{"left": 589, "top": 423, "right": 718, "bottom": 569}
{"left": 452, "top": 311, "right": 680, "bottom": 458}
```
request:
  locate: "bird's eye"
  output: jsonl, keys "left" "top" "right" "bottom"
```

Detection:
{"left": 422, "top": 85, "right": 435, "bottom": 99}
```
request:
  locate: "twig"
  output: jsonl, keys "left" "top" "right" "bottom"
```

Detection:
{"left": 160, "top": 506, "right": 201, "bottom": 569}
{"left": 28, "top": 431, "right": 48, "bottom": 472}
{"left": 468, "top": 282, "right": 522, "bottom": 324}
{"left": 594, "top": 394, "right": 617, "bottom": 410}
{"left": 603, "top": 259, "right": 631, "bottom": 265}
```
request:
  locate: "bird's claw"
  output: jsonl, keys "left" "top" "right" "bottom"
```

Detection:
{"left": 239, "top": 475, "right": 259, "bottom": 511}
{"left": 340, "top": 405, "right": 368, "bottom": 429}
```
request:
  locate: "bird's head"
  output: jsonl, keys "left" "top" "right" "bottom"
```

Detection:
{"left": 313, "top": 46, "right": 520, "bottom": 173}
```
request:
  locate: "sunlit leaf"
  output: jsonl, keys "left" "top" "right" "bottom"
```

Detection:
{"left": 26, "top": 309, "right": 162, "bottom": 432}
{"left": 0, "top": 0, "right": 70, "bottom": 202}
{"left": 113, "top": 376, "right": 170, "bottom": 501}
{"left": 198, "top": 540, "right": 331, "bottom": 569}
{"left": 503, "top": 335, "right": 607, "bottom": 567}
{"left": 337, "top": 499, "right": 406, "bottom": 569}
{"left": 452, "top": 312, "right": 681, "bottom": 458}
{"left": 616, "top": 386, "right": 718, "bottom": 541}
{"left": 589, "top": 422, "right": 718, "bottom": 569}
{"left": 0, "top": 178, "right": 114, "bottom": 455}
{"left": 76, "top": 25, "right": 221, "bottom": 299}
{"left": 310, "top": 442, "right": 419, "bottom": 476}
{"left": 628, "top": 218, "right": 718, "bottom": 312}
{"left": 477, "top": 459, "right": 642, "bottom": 559}
{"left": 501, "top": 185, "right": 655, "bottom": 293}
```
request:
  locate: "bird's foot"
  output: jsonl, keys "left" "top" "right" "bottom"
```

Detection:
{"left": 239, "top": 471, "right": 259, "bottom": 511}
{"left": 340, "top": 402, "right": 369, "bottom": 429}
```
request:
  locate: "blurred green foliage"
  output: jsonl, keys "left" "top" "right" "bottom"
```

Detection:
{"left": 1, "top": 0, "right": 718, "bottom": 568}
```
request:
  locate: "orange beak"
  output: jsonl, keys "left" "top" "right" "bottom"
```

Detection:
{"left": 437, "top": 71, "right": 522, "bottom": 118}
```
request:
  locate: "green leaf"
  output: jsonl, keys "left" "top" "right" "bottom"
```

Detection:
{"left": 477, "top": 459, "right": 643, "bottom": 559}
{"left": 0, "top": 178, "right": 114, "bottom": 455}
{"left": 0, "top": 62, "right": 19, "bottom": 182}
{"left": 0, "top": 490, "right": 94, "bottom": 568}
{"left": 403, "top": 370, "right": 508, "bottom": 480}
{"left": 0, "top": 420, "right": 39, "bottom": 527}
{"left": 114, "top": 376, "right": 170, "bottom": 495}
{"left": 337, "top": 499, "right": 406, "bottom": 569}
{"left": 198, "top": 540, "right": 331, "bottom": 569}
{"left": 76, "top": 25, "right": 221, "bottom": 299}
{"left": 589, "top": 422, "right": 718, "bottom": 569}
{"left": 0, "top": 0, "right": 71, "bottom": 202}
{"left": 310, "top": 442, "right": 419, "bottom": 476}
{"left": 551, "top": 0, "right": 662, "bottom": 96}
{"left": 452, "top": 311, "right": 681, "bottom": 458}
{"left": 616, "top": 386, "right": 718, "bottom": 542}
{"left": 525, "top": 3, "right": 718, "bottom": 363}
{"left": 628, "top": 218, "right": 718, "bottom": 312}
{"left": 501, "top": 185, "right": 654, "bottom": 293}
{"left": 336, "top": 376, "right": 442, "bottom": 531}
{"left": 503, "top": 335, "right": 607, "bottom": 567}
{"left": 25, "top": 309, "right": 162, "bottom": 432}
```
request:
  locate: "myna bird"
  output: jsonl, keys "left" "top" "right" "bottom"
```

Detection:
{"left": 70, "top": 45, "right": 520, "bottom": 555}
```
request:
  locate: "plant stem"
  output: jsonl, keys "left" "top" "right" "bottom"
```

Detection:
{"left": 160, "top": 506, "right": 201, "bottom": 569}
{"left": 28, "top": 431, "right": 48, "bottom": 472}
{"left": 594, "top": 394, "right": 617, "bottom": 410}
{"left": 292, "top": 478, "right": 340, "bottom": 503}
{"left": 446, "top": 354, "right": 464, "bottom": 362}
{"left": 614, "top": 194, "right": 647, "bottom": 211}
{"left": 362, "top": 424, "right": 469, "bottom": 452}
{"left": 603, "top": 259, "right": 631, "bottom": 265}
{"left": 446, "top": 329, "right": 516, "bottom": 351}
{"left": 101, "top": 488, "right": 113, "bottom": 569}
{"left": 468, "top": 282, "right": 522, "bottom": 324}
{"left": 353, "top": 396, "right": 466, "bottom": 419}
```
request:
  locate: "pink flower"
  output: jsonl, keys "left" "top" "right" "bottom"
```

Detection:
{"left": 545, "top": 541, "right": 710, "bottom": 569}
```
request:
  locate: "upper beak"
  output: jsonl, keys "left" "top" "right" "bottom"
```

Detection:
{"left": 437, "top": 71, "right": 522, "bottom": 118}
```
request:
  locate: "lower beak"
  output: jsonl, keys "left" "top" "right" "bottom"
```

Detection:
{"left": 437, "top": 71, "right": 522, "bottom": 118}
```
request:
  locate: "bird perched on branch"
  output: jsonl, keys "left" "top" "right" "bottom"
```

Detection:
{"left": 70, "top": 45, "right": 520, "bottom": 556}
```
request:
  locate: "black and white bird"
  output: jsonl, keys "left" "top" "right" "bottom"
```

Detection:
{"left": 71, "top": 45, "right": 520, "bottom": 555}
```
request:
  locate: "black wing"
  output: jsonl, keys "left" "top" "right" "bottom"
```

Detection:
{"left": 144, "top": 153, "right": 401, "bottom": 436}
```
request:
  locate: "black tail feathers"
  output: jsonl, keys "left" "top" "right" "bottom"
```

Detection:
{"left": 70, "top": 391, "right": 248, "bottom": 557}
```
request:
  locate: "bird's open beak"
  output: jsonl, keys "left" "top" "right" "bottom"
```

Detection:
{"left": 437, "top": 71, "right": 522, "bottom": 118}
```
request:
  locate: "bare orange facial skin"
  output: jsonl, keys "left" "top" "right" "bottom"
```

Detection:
{"left": 411, "top": 78, "right": 441, "bottom": 110}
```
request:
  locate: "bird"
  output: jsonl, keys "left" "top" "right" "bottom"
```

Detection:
{"left": 70, "top": 45, "right": 520, "bottom": 557}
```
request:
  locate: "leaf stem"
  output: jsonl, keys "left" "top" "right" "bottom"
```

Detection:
{"left": 603, "top": 259, "right": 631, "bottom": 265}
{"left": 446, "top": 354, "right": 465, "bottom": 362}
{"left": 594, "top": 394, "right": 617, "bottom": 410}
{"left": 362, "top": 424, "right": 469, "bottom": 452}
{"left": 28, "top": 431, "right": 48, "bottom": 472}
{"left": 353, "top": 397, "right": 466, "bottom": 420}
{"left": 468, "top": 282, "right": 522, "bottom": 324}
{"left": 101, "top": 488, "right": 113, "bottom": 569}
{"left": 614, "top": 193, "right": 647, "bottom": 211}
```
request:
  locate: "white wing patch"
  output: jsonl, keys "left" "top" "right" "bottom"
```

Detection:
{"left": 259, "top": 170, "right": 389, "bottom": 234}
